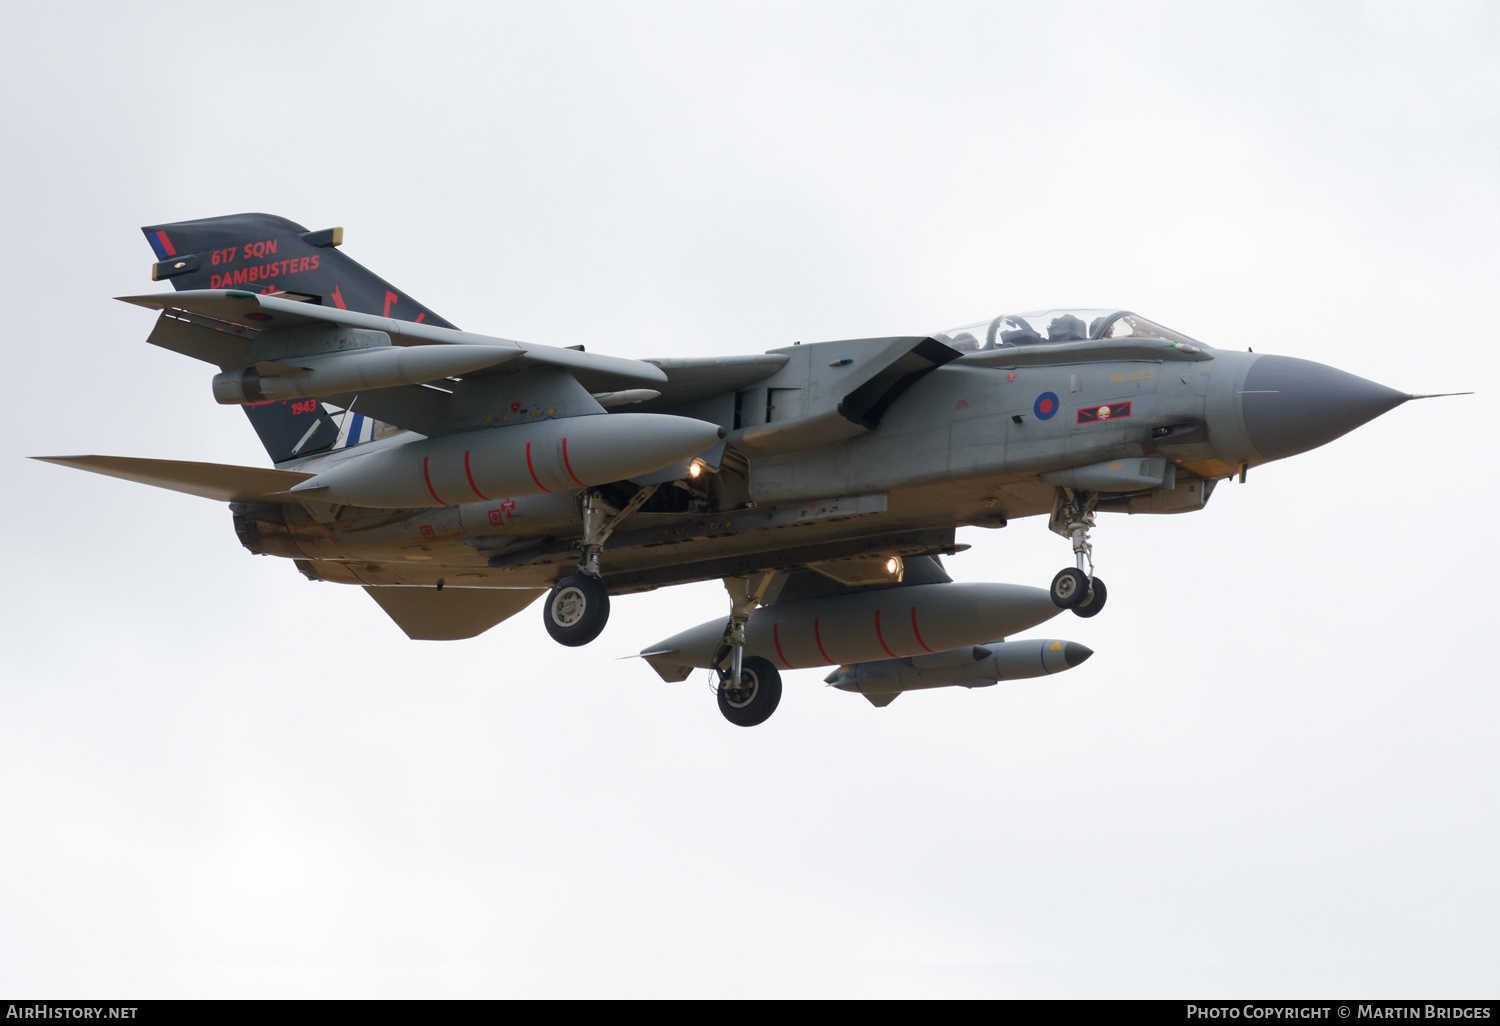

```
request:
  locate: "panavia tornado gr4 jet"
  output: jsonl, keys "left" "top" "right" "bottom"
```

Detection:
{"left": 38, "top": 213, "right": 1449, "bottom": 727}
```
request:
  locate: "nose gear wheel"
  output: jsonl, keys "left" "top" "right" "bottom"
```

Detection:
{"left": 1050, "top": 567, "right": 1089, "bottom": 608}
{"left": 1072, "top": 576, "right": 1108, "bottom": 618}
{"left": 1048, "top": 488, "right": 1108, "bottom": 618}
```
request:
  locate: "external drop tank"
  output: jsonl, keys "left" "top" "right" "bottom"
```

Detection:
{"left": 641, "top": 578, "right": 1064, "bottom": 682}
{"left": 826, "top": 637, "right": 1094, "bottom": 707}
{"left": 289, "top": 413, "right": 725, "bottom": 508}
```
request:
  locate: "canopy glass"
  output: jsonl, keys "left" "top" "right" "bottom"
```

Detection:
{"left": 935, "top": 310, "right": 1202, "bottom": 352}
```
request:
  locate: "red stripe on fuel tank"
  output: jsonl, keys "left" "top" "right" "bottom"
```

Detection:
{"left": 561, "top": 438, "right": 585, "bottom": 487}
{"left": 773, "top": 622, "right": 795, "bottom": 670}
{"left": 464, "top": 450, "right": 489, "bottom": 500}
{"left": 911, "top": 607, "right": 934, "bottom": 653}
{"left": 525, "top": 442, "right": 551, "bottom": 492}
{"left": 874, "top": 609, "right": 898, "bottom": 658}
{"left": 813, "top": 618, "right": 833, "bottom": 664}
{"left": 422, "top": 457, "right": 445, "bottom": 505}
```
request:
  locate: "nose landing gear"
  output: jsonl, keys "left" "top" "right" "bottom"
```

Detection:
{"left": 1049, "top": 489, "right": 1107, "bottom": 618}
{"left": 1071, "top": 575, "right": 1107, "bottom": 618}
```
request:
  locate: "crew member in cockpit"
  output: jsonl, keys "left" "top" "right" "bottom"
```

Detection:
{"left": 996, "top": 317, "right": 1043, "bottom": 346}
{"left": 1046, "top": 313, "right": 1088, "bottom": 342}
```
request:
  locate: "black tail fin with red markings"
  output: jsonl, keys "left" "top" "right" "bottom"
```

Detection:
{"left": 243, "top": 400, "right": 341, "bottom": 465}
{"left": 141, "top": 212, "right": 457, "bottom": 326}
{"left": 141, "top": 213, "right": 453, "bottom": 464}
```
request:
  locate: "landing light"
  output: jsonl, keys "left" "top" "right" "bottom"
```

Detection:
{"left": 885, "top": 556, "right": 902, "bottom": 576}
{"left": 689, "top": 460, "right": 703, "bottom": 479}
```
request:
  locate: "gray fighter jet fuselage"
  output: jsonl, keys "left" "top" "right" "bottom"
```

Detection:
{"left": 236, "top": 310, "right": 1404, "bottom": 598}
{"left": 39, "top": 215, "right": 1438, "bottom": 727}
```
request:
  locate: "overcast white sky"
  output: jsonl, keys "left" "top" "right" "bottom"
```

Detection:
{"left": 1, "top": 0, "right": 1496, "bottom": 998}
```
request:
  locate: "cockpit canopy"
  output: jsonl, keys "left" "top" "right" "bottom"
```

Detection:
{"left": 934, "top": 310, "right": 1203, "bottom": 352}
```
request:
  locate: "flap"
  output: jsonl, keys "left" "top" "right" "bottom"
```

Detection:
{"left": 33, "top": 455, "right": 312, "bottom": 503}
{"left": 364, "top": 586, "right": 545, "bottom": 640}
{"left": 145, "top": 308, "right": 256, "bottom": 368}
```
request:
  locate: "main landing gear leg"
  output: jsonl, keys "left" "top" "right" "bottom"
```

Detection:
{"left": 713, "top": 574, "right": 781, "bottom": 727}
{"left": 1048, "top": 488, "right": 1108, "bottom": 618}
{"left": 542, "top": 485, "right": 658, "bottom": 647}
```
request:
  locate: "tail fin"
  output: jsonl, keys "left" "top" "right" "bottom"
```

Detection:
{"left": 243, "top": 400, "right": 342, "bottom": 464}
{"left": 142, "top": 213, "right": 450, "bottom": 464}
{"left": 242, "top": 401, "right": 395, "bottom": 465}
{"left": 141, "top": 212, "right": 457, "bottom": 326}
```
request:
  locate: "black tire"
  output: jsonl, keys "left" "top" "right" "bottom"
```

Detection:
{"left": 542, "top": 574, "right": 610, "bottom": 647}
{"left": 1072, "top": 576, "right": 1107, "bottom": 618}
{"left": 717, "top": 656, "right": 782, "bottom": 727}
{"left": 1050, "top": 567, "right": 1090, "bottom": 609}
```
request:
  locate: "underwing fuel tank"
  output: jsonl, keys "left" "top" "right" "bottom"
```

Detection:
{"left": 640, "top": 582, "right": 1063, "bottom": 679}
{"left": 825, "top": 638, "right": 1093, "bottom": 704}
{"left": 289, "top": 414, "right": 725, "bottom": 508}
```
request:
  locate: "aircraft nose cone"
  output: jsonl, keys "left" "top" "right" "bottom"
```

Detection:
{"left": 1063, "top": 642, "right": 1093, "bottom": 668}
{"left": 1241, "top": 355, "right": 1408, "bottom": 462}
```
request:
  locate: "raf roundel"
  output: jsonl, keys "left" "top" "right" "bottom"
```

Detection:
{"left": 1033, "top": 391, "right": 1060, "bottom": 420}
